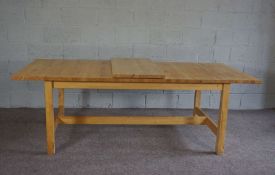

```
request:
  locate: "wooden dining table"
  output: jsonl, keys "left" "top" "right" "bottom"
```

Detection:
{"left": 11, "top": 58, "right": 261, "bottom": 155}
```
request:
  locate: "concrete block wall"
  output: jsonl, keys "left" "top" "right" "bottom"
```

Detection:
{"left": 0, "top": 0, "right": 275, "bottom": 109}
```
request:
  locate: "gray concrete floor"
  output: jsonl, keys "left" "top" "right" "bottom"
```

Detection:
{"left": 0, "top": 108, "right": 274, "bottom": 175}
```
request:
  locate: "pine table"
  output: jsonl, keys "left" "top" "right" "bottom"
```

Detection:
{"left": 12, "top": 58, "right": 261, "bottom": 155}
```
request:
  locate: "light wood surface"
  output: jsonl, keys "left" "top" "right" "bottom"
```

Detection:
{"left": 58, "top": 89, "right": 64, "bottom": 117}
{"left": 204, "top": 117, "right": 218, "bottom": 136}
{"left": 111, "top": 58, "right": 165, "bottom": 79}
{"left": 11, "top": 59, "right": 261, "bottom": 84}
{"left": 58, "top": 116, "right": 207, "bottom": 125}
{"left": 53, "top": 82, "right": 223, "bottom": 90}
{"left": 55, "top": 89, "right": 64, "bottom": 130}
{"left": 44, "top": 81, "right": 55, "bottom": 155}
{"left": 194, "top": 107, "right": 217, "bottom": 136}
{"left": 193, "top": 90, "right": 201, "bottom": 116}
{"left": 216, "top": 84, "right": 230, "bottom": 155}
{"left": 158, "top": 62, "right": 260, "bottom": 84}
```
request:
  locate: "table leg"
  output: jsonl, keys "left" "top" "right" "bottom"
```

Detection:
{"left": 44, "top": 81, "right": 55, "bottom": 155}
{"left": 193, "top": 90, "right": 201, "bottom": 116}
{"left": 215, "top": 84, "right": 230, "bottom": 155}
{"left": 58, "top": 89, "right": 64, "bottom": 117}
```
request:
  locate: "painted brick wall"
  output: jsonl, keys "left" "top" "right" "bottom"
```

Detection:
{"left": 0, "top": 0, "right": 274, "bottom": 109}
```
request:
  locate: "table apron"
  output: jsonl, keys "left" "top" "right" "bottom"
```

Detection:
{"left": 53, "top": 81, "right": 223, "bottom": 90}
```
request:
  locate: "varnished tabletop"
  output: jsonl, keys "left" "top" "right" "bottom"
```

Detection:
{"left": 11, "top": 58, "right": 260, "bottom": 84}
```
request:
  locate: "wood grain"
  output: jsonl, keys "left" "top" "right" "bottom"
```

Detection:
{"left": 216, "top": 84, "right": 230, "bottom": 155}
{"left": 58, "top": 116, "right": 207, "bottom": 125}
{"left": 44, "top": 81, "right": 55, "bottom": 155}
{"left": 11, "top": 59, "right": 261, "bottom": 84}
{"left": 111, "top": 58, "right": 165, "bottom": 79}
{"left": 53, "top": 82, "right": 223, "bottom": 90}
{"left": 193, "top": 90, "right": 201, "bottom": 116}
{"left": 194, "top": 107, "right": 217, "bottom": 136}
